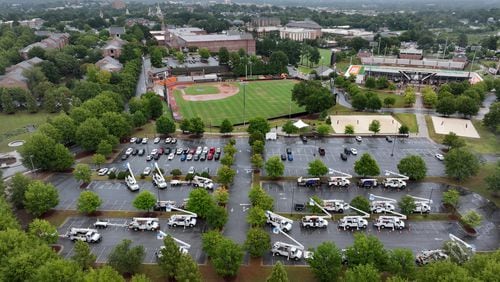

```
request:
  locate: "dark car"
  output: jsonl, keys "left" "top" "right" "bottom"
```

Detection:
{"left": 287, "top": 153, "right": 293, "bottom": 161}
{"left": 135, "top": 138, "right": 142, "bottom": 144}
{"left": 318, "top": 147, "right": 325, "bottom": 156}
{"left": 194, "top": 154, "right": 201, "bottom": 161}
{"left": 153, "top": 153, "right": 160, "bottom": 160}
{"left": 200, "top": 153, "right": 207, "bottom": 161}
{"left": 180, "top": 154, "right": 187, "bottom": 161}
{"left": 138, "top": 149, "right": 145, "bottom": 156}
{"left": 214, "top": 152, "right": 221, "bottom": 160}
{"left": 131, "top": 149, "right": 138, "bottom": 156}
{"left": 340, "top": 153, "right": 347, "bottom": 161}
{"left": 183, "top": 148, "right": 189, "bottom": 155}
{"left": 121, "top": 154, "right": 128, "bottom": 160}
{"left": 301, "top": 135, "right": 307, "bottom": 143}
{"left": 344, "top": 147, "right": 351, "bottom": 155}
{"left": 295, "top": 203, "right": 305, "bottom": 211}
{"left": 158, "top": 148, "right": 164, "bottom": 155}
{"left": 286, "top": 148, "right": 292, "bottom": 154}
{"left": 385, "top": 136, "right": 393, "bottom": 142}
{"left": 164, "top": 147, "right": 171, "bottom": 154}
{"left": 281, "top": 154, "right": 287, "bottom": 161}
{"left": 189, "top": 148, "right": 196, "bottom": 155}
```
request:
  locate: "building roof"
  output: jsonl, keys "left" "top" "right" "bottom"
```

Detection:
{"left": 179, "top": 33, "right": 253, "bottom": 43}
{"left": 286, "top": 20, "right": 321, "bottom": 30}
{"left": 96, "top": 56, "right": 123, "bottom": 71}
{"left": 400, "top": 47, "right": 423, "bottom": 55}
{"left": 314, "top": 66, "right": 334, "bottom": 76}
{"left": 109, "top": 26, "right": 125, "bottom": 35}
{"left": 103, "top": 38, "right": 125, "bottom": 49}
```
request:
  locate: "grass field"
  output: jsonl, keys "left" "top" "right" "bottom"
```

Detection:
{"left": 393, "top": 113, "right": 418, "bottom": 133}
{"left": 0, "top": 112, "right": 55, "bottom": 153}
{"left": 183, "top": 85, "right": 220, "bottom": 95}
{"left": 173, "top": 80, "right": 305, "bottom": 125}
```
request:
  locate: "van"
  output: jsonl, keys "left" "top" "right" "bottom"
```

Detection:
{"left": 358, "top": 179, "right": 378, "bottom": 188}
{"left": 340, "top": 153, "right": 347, "bottom": 161}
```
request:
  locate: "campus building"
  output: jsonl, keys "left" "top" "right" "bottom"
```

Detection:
{"left": 19, "top": 33, "right": 70, "bottom": 60}
{"left": 0, "top": 57, "right": 43, "bottom": 90}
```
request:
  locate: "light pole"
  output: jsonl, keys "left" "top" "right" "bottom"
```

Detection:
{"left": 468, "top": 46, "right": 481, "bottom": 80}
{"left": 241, "top": 82, "right": 248, "bottom": 126}
{"left": 290, "top": 185, "right": 295, "bottom": 216}
{"left": 391, "top": 124, "right": 398, "bottom": 157}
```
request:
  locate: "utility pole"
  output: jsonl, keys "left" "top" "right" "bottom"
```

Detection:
{"left": 468, "top": 46, "right": 480, "bottom": 80}
{"left": 241, "top": 82, "right": 248, "bottom": 126}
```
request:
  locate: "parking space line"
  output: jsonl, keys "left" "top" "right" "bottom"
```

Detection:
{"left": 96, "top": 246, "right": 108, "bottom": 263}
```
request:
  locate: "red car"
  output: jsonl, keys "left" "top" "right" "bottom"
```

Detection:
{"left": 209, "top": 147, "right": 216, "bottom": 154}
{"left": 207, "top": 153, "right": 214, "bottom": 160}
{"left": 158, "top": 148, "right": 164, "bottom": 155}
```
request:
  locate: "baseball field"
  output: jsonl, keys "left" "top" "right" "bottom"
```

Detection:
{"left": 172, "top": 80, "right": 305, "bottom": 125}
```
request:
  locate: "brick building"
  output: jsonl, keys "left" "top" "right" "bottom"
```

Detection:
{"left": 20, "top": 33, "right": 70, "bottom": 59}
{"left": 0, "top": 57, "right": 43, "bottom": 90}
{"left": 102, "top": 38, "right": 125, "bottom": 59}
{"left": 399, "top": 47, "right": 423, "bottom": 60}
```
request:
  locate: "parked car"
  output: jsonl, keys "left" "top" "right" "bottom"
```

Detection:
{"left": 154, "top": 137, "right": 161, "bottom": 144}
{"left": 435, "top": 153, "right": 444, "bottom": 161}
{"left": 143, "top": 167, "right": 152, "bottom": 176}
{"left": 202, "top": 146, "right": 209, "bottom": 154}
{"left": 344, "top": 147, "right": 351, "bottom": 155}
{"left": 158, "top": 148, "right": 164, "bottom": 155}
{"left": 146, "top": 155, "right": 152, "bottom": 161}
{"left": 125, "top": 148, "right": 133, "bottom": 155}
{"left": 350, "top": 148, "right": 358, "bottom": 155}
{"left": 107, "top": 167, "right": 117, "bottom": 175}
{"left": 281, "top": 154, "right": 287, "bottom": 161}
{"left": 287, "top": 154, "right": 293, "bottom": 161}
{"left": 142, "top": 138, "right": 148, "bottom": 144}
{"left": 340, "top": 153, "right": 347, "bottom": 161}
{"left": 189, "top": 148, "right": 196, "bottom": 155}
{"left": 168, "top": 153, "right": 175, "bottom": 160}
{"left": 301, "top": 135, "right": 307, "bottom": 143}
{"left": 209, "top": 147, "right": 216, "bottom": 154}
{"left": 385, "top": 136, "right": 393, "bottom": 142}
{"left": 194, "top": 154, "right": 201, "bottom": 161}
{"left": 121, "top": 154, "right": 128, "bottom": 160}
{"left": 135, "top": 138, "right": 142, "bottom": 144}
{"left": 97, "top": 168, "right": 108, "bottom": 176}
{"left": 214, "top": 152, "right": 221, "bottom": 160}
{"left": 286, "top": 148, "right": 292, "bottom": 154}
{"left": 188, "top": 166, "right": 195, "bottom": 174}
{"left": 295, "top": 203, "right": 305, "bottom": 211}
{"left": 200, "top": 153, "right": 207, "bottom": 161}
{"left": 151, "top": 149, "right": 158, "bottom": 155}
{"left": 138, "top": 149, "right": 145, "bottom": 156}
{"left": 165, "top": 137, "right": 172, "bottom": 144}
{"left": 153, "top": 153, "right": 160, "bottom": 160}
{"left": 318, "top": 147, "right": 326, "bottom": 156}
{"left": 186, "top": 154, "right": 193, "bottom": 161}
{"left": 183, "top": 148, "right": 189, "bottom": 155}
{"left": 355, "top": 136, "right": 362, "bottom": 142}
{"left": 164, "top": 147, "right": 171, "bottom": 154}
{"left": 196, "top": 146, "right": 202, "bottom": 155}
{"left": 216, "top": 147, "right": 221, "bottom": 153}
{"left": 132, "top": 149, "right": 138, "bottom": 156}
{"left": 207, "top": 153, "right": 214, "bottom": 160}
{"left": 171, "top": 138, "right": 177, "bottom": 144}
{"left": 176, "top": 148, "right": 183, "bottom": 155}
{"left": 130, "top": 137, "right": 137, "bottom": 143}
{"left": 180, "top": 154, "right": 187, "bottom": 161}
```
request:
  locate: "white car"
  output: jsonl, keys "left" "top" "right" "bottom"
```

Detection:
{"left": 154, "top": 137, "right": 161, "bottom": 144}
{"left": 435, "top": 153, "right": 444, "bottom": 161}
{"left": 195, "top": 146, "right": 202, "bottom": 155}
{"left": 143, "top": 167, "right": 152, "bottom": 176}
{"left": 97, "top": 168, "right": 108, "bottom": 176}
{"left": 165, "top": 137, "right": 171, "bottom": 144}
{"left": 202, "top": 146, "right": 208, "bottom": 154}
{"left": 125, "top": 148, "right": 133, "bottom": 155}
{"left": 168, "top": 153, "right": 175, "bottom": 160}
{"left": 142, "top": 138, "right": 148, "bottom": 144}
{"left": 216, "top": 147, "right": 221, "bottom": 153}
{"left": 186, "top": 154, "right": 193, "bottom": 161}
{"left": 350, "top": 148, "right": 358, "bottom": 155}
{"left": 188, "top": 166, "right": 195, "bottom": 174}
{"left": 151, "top": 149, "right": 158, "bottom": 155}
{"left": 130, "top": 137, "right": 137, "bottom": 143}
{"left": 355, "top": 136, "right": 362, "bottom": 142}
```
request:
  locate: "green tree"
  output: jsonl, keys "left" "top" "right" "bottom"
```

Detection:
{"left": 247, "top": 206, "right": 267, "bottom": 227}
{"left": 101, "top": 112, "right": 131, "bottom": 139}
{"left": 72, "top": 240, "right": 96, "bottom": 270}
{"left": 292, "top": 80, "right": 334, "bottom": 114}
{"left": 383, "top": 96, "right": 396, "bottom": 108}
{"left": 156, "top": 115, "right": 176, "bottom": 135}
{"left": 150, "top": 47, "right": 163, "bottom": 68}
{"left": 97, "top": 140, "right": 113, "bottom": 157}
{"left": 354, "top": 153, "right": 380, "bottom": 176}
{"left": 444, "top": 148, "right": 480, "bottom": 181}
{"left": 344, "top": 124, "right": 355, "bottom": 134}
{"left": 219, "top": 47, "right": 230, "bottom": 64}
{"left": 269, "top": 51, "right": 289, "bottom": 74}
{"left": 365, "top": 77, "right": 376, "bottom": 88}
{"left": 220, "top": 154, "right": 234, "bottom": 166}
{"left": 202, "top": 230, "right": 223, "bottom": 257}
{"left": 248, "top": 185, "right": 274, "bottom": 211}
{"left": 345, "top": 264, "right": 381, "bottom": 282}
{"left": 24, "top": 181, "right": 59, "bottom": 217}
{"left": 308, "top": 159, "right": 328, "bottom": 177}
{"left": 461, "top": 210, "right": 482, "bottom": 228}
{"left": 92, "top": 153, "right": 106, "bottom": 169}
{"left": 399, "top": 125, "right": 409, "bottom": 134}
{"left": 0, "top": 197, "right": 21, "bottom": 231}
{"left": 33, "top": 260, "right": 84, "bottom": 282}
{"left": 369, "top": 120, "right": 381, "bottom": 134}
{"left": 1, "top": 92, "right": 15, "bottom": 114}
{"left": 224, "top": 142, "right": 237, "bottom": 156}
{"left": 20, "top": 133, "right": 74, "bottom": 171}
{"left": 213, "top": 187, "right": 229, "bottom": 206}
{"left": 463, "top": 249, "right": 500, "bottom": 281}
{"left": 397, "top": 155, "right": 427, "bottom": 180}
{"left": 9, "top": 172, "right": 32, "bottom": 208}
{"left": 206, "top": 204, "right": 228, "bottom": 229}
{"left": 76, "top": 118, "right": 109, "bottom": 151}
{"left": 74, "top": 163, "right": 92, "bottom": 184}
{"left": 417, "top": 261, "right": 472, "bottom": 282}
{"left": 350, "top": 195, "right": 370, "bottom": 213}
{"left": 345, "top": 233, "right": 388, "bottom": 271}
{"left": 251, "top": 153, "right": 264, "bottom": 170}
{"left": 366, "top": 95, "right": 382, "bottom": 111}
{"left": 132, "top": 110, "right": 148, "bottom": 127}
{"left": 436, "top": 96, "right": 457, "bottom": 116}
{"left": 443, "top": 132, "right": 466, "bottom": 149}
{"left": 108, "top": 239, "right": 145, "bottom": 275}
{"left": 158, "top": 235, "right": 180, "bottom": 279}
{"left": 282, "top": 120, "right": 298, "bottom": 135}
{"left": 403, "top": 88, "right": 416, "bottom": 106}
{"left": 249, "top": 131, "right": 265, "bottom": 146}
{"left": 456, "top": 95, "right": 480, "bottom": 117}
{"left": 186, "top": 188, "right": 214, "bottom": 218}
{"left": 189, "top": 117, "right": 205, "bottom": 135}
{"left": 265, "top": 156, "right": 285, "bottom": 178}
{"left": 245, "top": 227, "right": 271, "bottom": 257}
{"left": 77, "top": 191, "right": 102, "bottom": 215}
{"left": 351, "top": 93, "right": 367, "bottom": 111}
{"left": 211, "top": 238, "right": 244, "bottom": 277}
{"left": 220, "top": 118, "right": 233, "bottom": 134}
{"left": 199, "top": 47, "right": 210, "bottom": 59}
{"left": 442, "top": 189, "right": 460, "bottom": 208}
{"left": 422, "top": 87, "right": 438, "bottom": 107}
{"left": 247, "top": 117, "right": 270, "bottom": 135}
{"left": 399, "top": 195, "right": 417, "bottom": 215}
{"left": 175, "top": 254, "right": 202, "bottom": 282}
{"left": 485, "top": 162, "right": 500, "bottom": 194}
{"left": 38, "top": 123, "right": 62, "bottom": 143}
{"left": 483, "top": 102, "right": 500, "bottom": 134}
{"left": 316, "top": 124, "right": 331, "bottom": 137}
{"left": 217, "top": 165, "right": 236, "bottom": 186}
{"left": 132, "top": 191, "right": 156, "bottom": 212}
{"left": 28, "top": 219, "right": 58, "bottom": 244}
{"left": 387, "top": 248, "right": 416, "bottom": 280}
{"left": 266, "top": 261, "right": 288, "bottom": 282}
{"left": 50, "top": 114, "right": 77, "bottom": 144}
{"left": 180, "top": 119, "right": 191, "bottom": 133}
{"left": 130, "top": 274, "right": 151, "bottom": 282}
{"left": 252, "top": 140, "right": 265, "bottom": 155}
{"left": 306, "top": 242, "right": 342, "bottom": 282}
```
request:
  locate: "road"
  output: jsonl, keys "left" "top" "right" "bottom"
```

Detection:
{"left": 135, "top": 56, "right": 151, "bottom": 97}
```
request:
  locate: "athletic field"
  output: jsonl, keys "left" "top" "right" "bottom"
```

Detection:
{"left": 184, "top": 85, "right": 220, "bottom": 95}
{"left": 172, "top": 80, "right": 304, "bottom": 125}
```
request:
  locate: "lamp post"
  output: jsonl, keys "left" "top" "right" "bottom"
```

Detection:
{"left": 468, "top": 46, "right": 481, "bottom": 80}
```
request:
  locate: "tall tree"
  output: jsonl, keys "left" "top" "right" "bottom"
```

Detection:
{"left": 247, "top": 117, "right": 270, "bottom": 135}
{"left": 9, "top": 172, "right": 32, "bottom": 209}
{"left": 217, "top": 165, "right": 236, "bottom": 186}
{"left": 28, "top": 219, "right": 58, "bottom": 244}
{"left": 244, "top": 227, "right": 271, "bottom": 257}
{"left": 444, "top": 148, "right": 480, "bottom": 181}
{"left": 211, "top": 238, "right": 244, "bottom": 277}
{"left": 369, "top": 120, "right": 381, "bottom": 134}
{"left": 436, "top": 96, "right": 456, "bottom": 116}
{"left": 108, "top": 239, "right": 145, "bottom": 275}
{"left": 33, "top": 260, "right": 84, "bottom": 282}
{"left": 308, "top": 159, "right": 329, "bottom": 177}
{"left": 72, "top": 240, "right": 96, "bottom": 270}
{"left": 265, "top": 156, "right": 285, "bottom": 178}
{"left": 206, "top": 204, "right": 228, "bottom": 230}
{"left": 74, "top": 163, "right": 92, "bottom": 184}
{"left": 307, "top": 242, "right": 342, "bottom": 282}
{"left": 344, "top": 264, "right": 381, "bottom": 282}
{"left": 292, "top": 80, "right": 334, "bottom": 114}
{"left": 387, "top": 248, "right": 416, "bottom": 280}
{"left": 218, "top": 47, "right": 230, "bottom": 64}
{"left": 24, "top": 181, "right": 59, "bottom": 217}
{"left": 354, "top": 153, "right": 380, "bottom": 176}
{"left": 186, "top": 188, "right": 215, "bottom": 218}
{"left": 20, "top": 133, "right": 73, "bottom": 171}
{"left": 442, "top": 132, "right": 466, "bottom": 149}
{"left": 189, "top": 117, "right": 205, "bottom": 136}
{"left": 50, "top": 114, "right": 77, "bottom": 144}
{"left": 398, "top": 196, "right": 417, "bottom": 215}
{"left": 77, "top": 191, "right": 102, "bottom": 215}
{"left": 350, "top": 196, "right": 370, "bottom": 213}
{"left": 344, "top": 124, "right": 355, "bottom": 134}
{"left": 175, "top": 254, "right": 202, "bottom": 282}
{"left": 75, "top": 118, "right": 109, "bottom": 151}
{"left": 345, "top": 233, "right": 388, "bottom": 271}
{"left": 417, "top": 261, "right": 472, "bottom": 281}
{"left": 132, "top": 191, "right": 156, "bottom": 213}
{"left": 220, "top": 118, "right": 233, "bottom": 134}
{"left": 442, "top": 189, "right": 460, "bottom": 208}
{"left": 282, "top": 120, "right": 298, "bottom": 135}
{"left": 247, "top": 206, "right": 267, "bottom": 227}
{"left": 266, "top": 261, "right": 288, "bottom": 282}
{"left": 397, "top": 155, "right": 427, "bottom": 180}
{"left": 101, "top": 112, "right": 131, "bottom": 139}
{"left": 156, "top": 115, "right": 176, "bottom": 135}
{"left": 158, "top": 235, "right": 181, "bottom": 279}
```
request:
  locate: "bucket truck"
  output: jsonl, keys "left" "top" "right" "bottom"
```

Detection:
{"left": 416, "top": 234, "right": 475, "bottom": 265}
{"left": 338, "top": 205, "right": 370, "bottom": 230}
{"left": 382, "top": 170, "right": 409, "bottom": 189}
{"left": 192, "top": 175, "right": 214, "bottom": 190}
{"left": 165, "top": 205, "right": 197, "bottom": 228}
{"left": 152, "top": 162, "right": 167, "bottom": 189}
{"left": 125, "top": 162, "right": 139, "bottom": 191}
{"left": 301, "top": 198, "right": 331, "bottom": 228}
{"left": 154, "top": 200, "right": 177, "bottom": 211}
{"left": 265, "top": 211, "right": 293, "bottom": 232}
{"left": 155, "top": 230, "right": 191, "bottom": 258}
{"left": 271, "top": 227, "right": 313, "bottom": 260}
{"left": 408, "top": 195, "right": 432, "bottom": 213}
{"left": 66, "top": 228, "right": 102, "bottom": 243}
{"left": 373, "top": 210, "right": 406, "bottom": 230}
{"left": 415, "top": 249, "right": 448, "bottom": 265}
{"left": 297, "top": 177, "right": 321, "bottom": 187}
{"left": 128, "top": 217, "right": 160, "bottom": 231}
{"left": 327, "top": 169, "right": 352, "bottom": 188}
{"left": 369, "top": 194, "right": 397, "bottom": 213}
{"left": 321, "top": 199, "right": 349, "bottom": 213}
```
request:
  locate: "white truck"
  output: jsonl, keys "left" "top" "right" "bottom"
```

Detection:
{"left": 369, "top": 194, "right": 397, "bottom": 213}
{"left": 66, "top": 228, "right": 102, "bottom": 243}
{"left": 271, "top": 227, "right": 313, "bottom": 261}
{"left": 301, "top": 198, "right": 332, "bottom": 229}
{"left": 297, "top": 177, "right": 321, "bottom": 187}
{"left": 382, "top": 170, "right": 409, "bottom": 189}
{"left": 373, "top": 210, "right": 406, "bottom": 230}
{"left": 338, "top": 205, "right": 370, "bottom": 230}
{"left": 416, "top": 234, "right": 476, "bottom": 265}
{"left": 152, "top": 162, "right": 167, "bottom": 189}
{"left": 322, "top": 199, "right": 349, "bottom": 213}
{"left": 265, "top": 211, "right": 293, "bottom": 232}
{"left": 165, "top": 205, "right": 198, "bottom": 228}
{"left": 327, "top": 169, "right": 352, "bottom": 188}
{"left": 125, "top": 162, "right": 139, "bottom": 191}
{"left": 128, "top": 217, "right": 160, "bottom": 231}
{"left": 155, "top": 231, "right": 190, "bottom": 259}
{"left": 408, "top": 195, "right": 432, "bottom": 213}
{"left": 415, "top": 249, "right": 448, "bottom": 265}
{"left": 154, "top": 200, "right": 177, "bottom": 211}
{"left": 192, "top": 175, "right": 214, "bottom": 190}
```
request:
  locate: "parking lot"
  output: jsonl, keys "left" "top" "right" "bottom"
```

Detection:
{"left": 57, "top": 217, "right": 207, "bottom": 264}
{"left": 262, "top": 181, "right": 445, "bottom": 214}
{"left": 264, "top": 137, "right": 445, "bottom": 177}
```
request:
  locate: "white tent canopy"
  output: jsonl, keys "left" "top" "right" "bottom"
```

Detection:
{"left": 293, "top": 120, "right": 309, "bottom": 129}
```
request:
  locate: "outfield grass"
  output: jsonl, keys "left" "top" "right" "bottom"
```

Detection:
{"left": 183, "top": 85, "right": 220, "bottom": 95}
{"left": 0, "top": 112, "right": 56, "bottom": 153}
{"left": 393, "top": 113, "right": 418, "bottom": 133}
{"left": 173, "top": 80, "right": 305, "bottom": 125}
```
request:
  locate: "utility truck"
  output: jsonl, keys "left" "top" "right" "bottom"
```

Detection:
{"left": 408, "top": 195, "right": 432, "bottom": 213}
{"left": 338, "top": 205, "right": 370, "bottom": 230}
{"left": 66, "top": 228, "right": 102, "bottom": 243}
{"left": 297, "top": 177, "right": 320, "bottom": 187}
{"left": 327, "top": 169, "right": 352, "bottom": 188}
{"left": 265, "top": 211, "right": 293, "bottom": 232}
{"left": 301, "top": 198, "right": 332, "bottom": 228}
{"left": 416, "top": 234, "right": 476, "bottom": 265}
{"left": 271, "top": 227, "right": 313, "bottom": 260}
{"left": 152, "top": 162, "right": 167, "bottom": 189}
{"left": 128, "top": 217, "right": 160, "bottom": 231}
{"left": 373, "top": 210, "right": 406, "bottom": 230}
{"left": 154, "top": 200, "right": 177, "bottom": 211}
{"left": 155, "top": 231, "right": 190, "bottom": 258}
{"left": 382, "top": 170, "right": 409, "bottom": 189}
{"left": 192, "top": 175, "right": 214, "bottom": 190}
{"left": 165, "top": 205, "right": 197, "bottom": 228}
{"left": 415, "top": 249, "right": 448, "bottom": 265}
{"left": 369, "top": 194, "right": 397, "bottom": 213}
{"left": 321, "top": 199, "right": 349, "bottom": 213}
{"left": 125, "top": 162, "right": 139, "bottom": 191}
